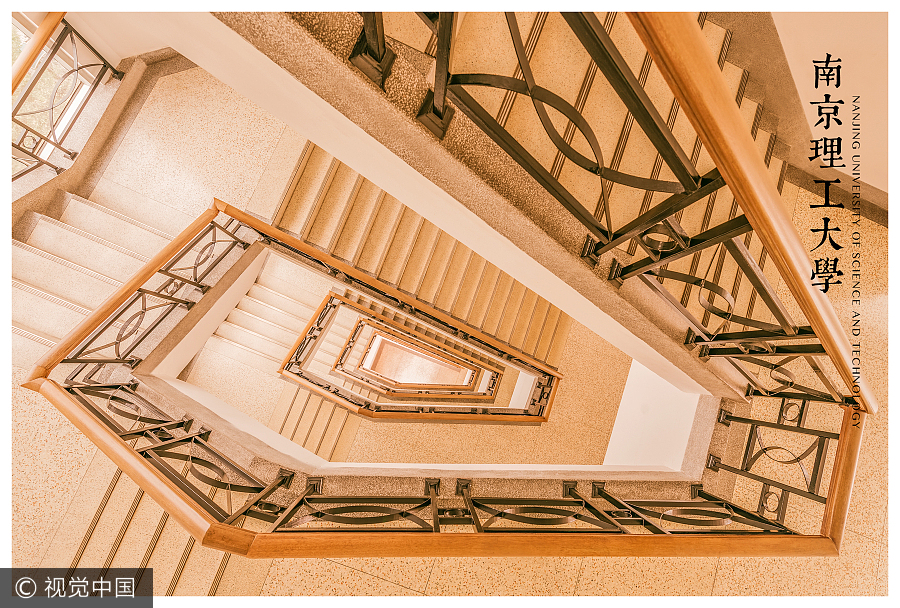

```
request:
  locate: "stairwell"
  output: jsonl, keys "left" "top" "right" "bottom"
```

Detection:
{"left": 11, "top": 11, "right": 836, "bottom": 594}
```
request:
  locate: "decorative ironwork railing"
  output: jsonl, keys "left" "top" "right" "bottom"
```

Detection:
{"left": 12, "top": 17, "right": 121, "bottom": 181}
{"left": 61, "top": 219, "right": 248, "bottom": 386}
{"left": 55, "top": 378, "right": 808, "bottom": 538}
{"left": 348, "top": 11, "right": 875, "bottom": 417}
{"left": 22, "top": 198, "right": 865, "bottom": 556}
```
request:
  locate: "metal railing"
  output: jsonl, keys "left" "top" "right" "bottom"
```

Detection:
{"left": 350, "top": 11, "right": 876, "bottom": 418}
{"left": 15, "top": 14, "right": 877, "bottom": 558}
{"left": 12, "top": 15, "right": 121, "bottom": 181}
{"left": 22, "top": 196, "right": 865, "bottom": 556}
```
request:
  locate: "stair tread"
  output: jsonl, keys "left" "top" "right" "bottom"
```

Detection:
{"left": 62, "top": 194, "right": 172, "bottom": 258}
{"left": 306, "top": 163, "right": 360, "bottom": 248}
{"left": 279, "top": 146, "right": 336, "bottom": 235}
{"left": 434, "top": 244, "right": 473, "bottom": 312}
{"left": 28, "top": 216, "right": 147, "bottom": 280}
{"left": 416, "top": 232, "right": 457, "bottom": 304}
{"left": 378, "top": 208, "right": 424, "bottom": 285}
{"left": 495, "top": 281, "right": 527, "bottom": 342}
{"left": 450, "top": 253, "right": 486, "bottom": 320}
{"left": 481, "top": 272, "right": 515, "bottom": 335}
{"left": 356, "top": 194, "right": 404, "bottom": 274}
{"left": 13, "top": 240, "right": 120, "bottom": 309}
{"left": 331, "top": 181, "right": 384, "bottom": 262}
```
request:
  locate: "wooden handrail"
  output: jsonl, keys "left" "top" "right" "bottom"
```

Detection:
{"left": 627, "top": 13, "right": 878, "bottom": 416}
{"left": 26, "top": 204, "right": 220, "bottom": 382}
{"left": 29, "top": 373, "right": 843, "bottom": 557}
{"left": 820, "top": 406, "right": 866, "bottom": 550}
{"left": 12, "top": 12, "right": 66, "bottom": 95}
{"left": 29, "top": 377, "right": 215, "bottom": 541}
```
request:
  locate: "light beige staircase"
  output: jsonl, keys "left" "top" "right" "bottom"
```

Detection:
{"left": 273, "top": 141, "right": 574, "bottom": 371}
{"left": 11, "top": 194, "right": 195, "bottom": 372}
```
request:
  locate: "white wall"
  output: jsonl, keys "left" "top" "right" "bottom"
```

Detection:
{"left": 603, "top": 360, "right": 700, "bottom": 471}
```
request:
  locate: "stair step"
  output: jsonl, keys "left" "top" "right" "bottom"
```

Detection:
{"left": 450, "top": 253, "right": 486, "bottom": 320}
{"left": 205, "top": 334, "right": 283, "bottom": 374}
{"left": 215, "top": 321, "right": 291, "bottom": 360}
{"left": 465, "top": 262, "right": 501, "bottom": 329}
{"left": 331, "top": 181, "right": 384, "bottom": 262}
{"left": 304, "top": 400, "right": 337, "bottom": 453}
{"left": 246, "top": 284, "right": 316, "bottom": 323}
{"left": 236, "top": 295, "right": 309, "bottom": 335}
{"left": 145, "top": 508, "right": 193, "bottom": 595}
{"left": 72, "top": 473, "right": 141, "bottom": 569}
{"left": 434, "top": 244, "right": 473, "bottom": 312}
{"left": 522, "top": 297, "right": 551, "bottom": 355}
{"left": 11, "top": 326, "right": 56, "bottom": 369}
{"left": 256, "top": 253, "right": 338, "bottom": 307}
{"left": 13, "top": 240, "right": 120, "bottom": 310}
{"left": 495, "top": 281, "right": 527, "bottom": 342}
{"left": 107, "top": 490, "right": 165, "bottom": 572}
{"left": 293, "top": 395, "right": 325, "bottom": 448}
{"left": 305, "top": 163, "right": 359, "bottom": 248}
{"left": 508, "top": 289, "right": 539, "bottom": 349}
{"left": 546, "top": 313, "right": 573, "bottom": 368}
{"left": 318, "top": 407, "right": 349, "bottom": 459}
{"left": 481, "top": 272, "right": 515, "bottom": 335}
{"left": 416, "top": 232, "right": 457, "bottom": 304}
{"left": 62, "top": 195, "right": 173, "bottom": 258}
{"left": 171, "top": 503, "right": 228, "bottom": 596}
{"left": 28, "top": 215, "right": 147, "bottom": 280}
{"left": 450, "top": 12, "right": 524, "bottom": 117}
{"left": 279, "top": 146, "right": 336, "bottom": 236}
{"left": 377, "top": 208, "right": 424, "bottom": 285}
{"left": 356, "top": 194, "right": 404, "bottom": 274}
{"left": 397, "top": 220, "right": 440, "bottom": 294}
{"left": 281, "top": 388, "right": 314, "bottom": 441}
{"left": 533, "top": 304, "right": 561, "bottom": 361}
{"left": 12, "top": 280, "right": 90, "bottom": 341}
{"left": 225, "top": 308, "right": 298, "bottom": 347}
{"left": 330, "top": 413, "right": 362, "bottom": 462}
{"left": 268, "top": 383, "right": 299, "bottom": 432}
{"left": 89, "top": 176, "right": 196, "bottom": 238}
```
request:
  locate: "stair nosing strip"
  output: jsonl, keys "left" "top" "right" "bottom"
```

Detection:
{"left": 209, "top": 334, "right": 283, "bottom": 363}
{"left": 228, "top": 307, "right": 300, "bottom": 337}
{"left": 37, "top": 215, "right": 151, "bottom": 262}
{"left": 13, "top": 240, "right": 122, "bottom": 286}
{"left": 12, "top": 324, "right": 58, "bottom": 347}
{"left": 217, "top": 320, "right": 292, "bottom": 350}
{"left": 69, "top": 194, "right": 176, "bottom": 241}
{"left": 239, "top": 295, "right": 308, "bottom": 324}
{"left": 12, "top": 279, "right": 92, "bottom": 317}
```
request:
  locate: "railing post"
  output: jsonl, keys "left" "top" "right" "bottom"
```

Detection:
{"left": 417, "top": 12, "right": 456, "bottom": 139}
{"left": 349, "top": 12, "right": 395, "bottom": 89}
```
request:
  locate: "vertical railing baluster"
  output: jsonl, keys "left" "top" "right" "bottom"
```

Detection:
{"left": 361, "top": 13, "right": 386, "bottom": 62}
{"left": 349, "top": 12, "right": 395, "bottom": 89}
